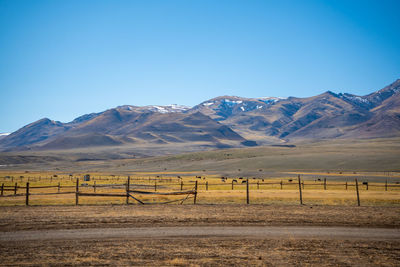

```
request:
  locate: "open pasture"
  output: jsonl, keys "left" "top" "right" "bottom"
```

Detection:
{"left": 1, "top": 171, "right": 399, "bottom": 207}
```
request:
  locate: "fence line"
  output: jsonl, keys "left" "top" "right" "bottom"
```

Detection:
{"left": 0, "top": 176, "right": 399, "bottom": 206}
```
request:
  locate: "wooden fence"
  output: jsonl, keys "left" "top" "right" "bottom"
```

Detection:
{"left": 0, "top": 175, "right": 399, "bottom": 206}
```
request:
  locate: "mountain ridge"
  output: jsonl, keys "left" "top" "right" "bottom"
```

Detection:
{"left": 1, "top": 79, "right": 399, "bottom": 151}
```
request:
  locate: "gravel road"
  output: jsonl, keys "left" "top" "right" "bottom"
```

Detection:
{"left": 1, "top": 226, "right": 399, "bottom": 242}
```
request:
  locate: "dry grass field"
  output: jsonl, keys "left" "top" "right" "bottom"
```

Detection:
{"left": 1, "top": 139, "right": 400, "bottom": 265}
{"left": 1, "top": 205, "right": 399, "bottom": 266}
{"left": 0, "top": 171, "right": 399, "bottom": 206}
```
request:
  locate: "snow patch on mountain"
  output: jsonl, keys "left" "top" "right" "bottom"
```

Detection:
{"left": 258, "top": 97, "right": 286, "bottom": 104}
{"left": 224, "top": 99, "right": 243, "bottom": 104}
{"left": 337, "top": 94, "right": 370, "bottom": 104}
{"left": 203, "top": 102, "right": 214, "bottom": 106}
{"left": 145, "top": 104, "right": 191, "bottom": 113}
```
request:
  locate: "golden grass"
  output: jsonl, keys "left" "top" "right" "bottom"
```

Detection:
{"left": 0, "top": 171, "right": 399, "bottom": 206}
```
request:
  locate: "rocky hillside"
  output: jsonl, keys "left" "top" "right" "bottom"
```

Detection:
{"left": 1, "top": 79, "right": 399, "bottom": 151}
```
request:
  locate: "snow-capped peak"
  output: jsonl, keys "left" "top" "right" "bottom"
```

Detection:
{"left": 144, "top": 104, "right": 191, "bottom": 113}
{"left": 259, "top": 96, "right": 286, "bottom": 101}
{"left": 117, "top": 104, "right": 190, "bottom": 113}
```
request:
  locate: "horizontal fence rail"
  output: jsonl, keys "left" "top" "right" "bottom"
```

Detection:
{"left": 0, "top": 174, "right": 399, "bottom": 206}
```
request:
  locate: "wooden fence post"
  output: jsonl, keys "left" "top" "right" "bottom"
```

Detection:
{"left": 181, "top": 181, "right": 183, "bottom": 191}
{"left": 280, "top": 180, "right": 283, "bottom": 190}
{"left": 25, "top": 182, "right": 29, "bottom": 206}
{"left": 58, "top": 182, "right": 60, "bottom": 193}
{"left": 14, "top": 182, "right": 17, "bottom": 195}
{"left": 206, "top": 181, "right": 208, "bottom": 191}
{"left": 75, "top": 178, "right": 79, "bottom": 205}
{"left": 366, "top": 182, "right": 368, "bottom": 191}
{"left": 257, "top": 181, "right": 259, "bottom": 190}
{"left": 345, "top": 181, "right": 348, "bottom": 190}
{"left": 298, "top": 175, "right": 303, "bottom": 205}
{"left": 355, "top": 178, "right": 360, "bottom": 206}
{"left": 246, "top": 179, "right": 249, "bottom": 204}
{"left": 194, "top": 181, "right": 198, "bottom": 204}
{"left": 324, "top": 178, "right": 327, "bottom": 190}
{"left": 385, "top": 179, "right": 388, "bottom": 191}
{"left": 94, "top": 181, "right": 96, "bottom": 192}
{"left": 126, "top": 176, "right": 130, "bottom": 204}
{"left": 1, "top": 183, "right": 3, "bottom": 196}
{"left": 231, "top": 180, "right": 234, "bottom": 190}
{"left": 154, "top": 181, "right": 157, "bottom": 192}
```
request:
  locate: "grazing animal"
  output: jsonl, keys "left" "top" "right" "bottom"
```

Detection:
{"left": 362, "top": 182, "right": 368, "bottom": 185}
{"left": 232, "top": 179, "right": 237, "bottom": 183}
{"left": 262, "top": 179, "right": 264, "bottom": 182}
{"left": 288, "top": 179, "right": 293, "bottom": 182}
{"left": 239, "top": 177, "right": 243, "bottom": 180}
{"left": 241, "top": 180, "right": 247, "bottom": 184}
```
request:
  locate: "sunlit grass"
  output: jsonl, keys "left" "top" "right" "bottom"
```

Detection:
{"left": 0, "top": 171, "right": 399, "bottom": 206}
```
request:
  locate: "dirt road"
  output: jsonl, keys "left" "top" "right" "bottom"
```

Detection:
{"left": 1, "top": 226, "right": 399, "bottom": 242}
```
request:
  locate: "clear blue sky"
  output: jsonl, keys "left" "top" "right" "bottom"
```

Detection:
{"left": 1, "top": 0, "right": 399, "bottom": 133}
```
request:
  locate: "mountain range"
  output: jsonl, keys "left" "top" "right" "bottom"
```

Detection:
{"left": 1, "top": 79, "right": 399, "bottom": 152}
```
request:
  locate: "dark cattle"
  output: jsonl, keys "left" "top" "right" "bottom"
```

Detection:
{"left": 232, "top": 179, "right": 237, "bottom": 183}
{"left": 262, "top": 179, "right": 264, "bottom": 182}
{"left": 288, "top": 179, "right": 293, "bottom": 182}
{"left": 239, "top": 177, "right": 243, "bottom": 180}
{"left": 242, "top": 180, "right": 247, "bottom": 184}
{"left": 362, "top": 182, "right": 368, "bottom": 185}
{"left": 317, "top": 178, "right": 321, "bottom": 181}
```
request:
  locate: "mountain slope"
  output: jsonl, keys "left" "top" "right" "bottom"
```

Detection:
{"left": 1, "top": 79, "right": 399, "bottom": 152}
{"left": 1, "top": 107, "right": 252, "bottom": 151}
{"left": 191, "top": 80, "right": 399, "bottom": 142}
